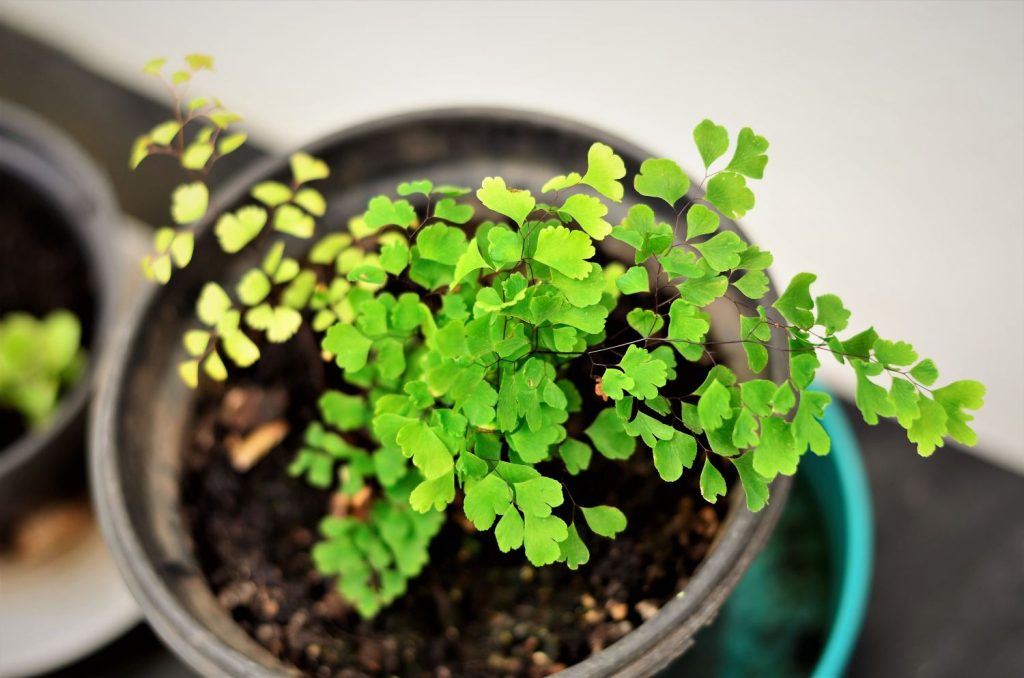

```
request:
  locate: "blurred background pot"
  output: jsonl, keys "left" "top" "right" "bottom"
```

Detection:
{"left": 0, "top": 100, "right": 138, "bottom": 678}
{"left": 91, "top": 109, "right": 792, "bottom": 677}
{"left": 0, "top": 100, "right": 120, "bottom": 525}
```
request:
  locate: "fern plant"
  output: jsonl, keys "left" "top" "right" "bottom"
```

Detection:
{"left": 0, "top": 310, "right": 85, "bottom": 429}
{"left": 134, "top": 56, "right": 985, "bottom": 618}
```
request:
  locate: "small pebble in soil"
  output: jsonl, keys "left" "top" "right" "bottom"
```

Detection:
{"left": 636, "top": 599, "right": 660, "bottom": 621}
{"left": 227, "top": 419, "right": 289, "bottom": 471}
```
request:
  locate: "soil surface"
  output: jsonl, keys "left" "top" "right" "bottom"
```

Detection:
{"left": 0, "top": 171, "right": 96, "bottom": 449}
{"left": 182, "top": 317, "right": 729, "bottom": 678}
{"left": 181, "top": 211, "right": 733, "bottom": 677}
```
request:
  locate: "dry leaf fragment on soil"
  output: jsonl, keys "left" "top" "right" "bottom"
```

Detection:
{"left": 227, "top": 419, "right": 289, "bottom": 471}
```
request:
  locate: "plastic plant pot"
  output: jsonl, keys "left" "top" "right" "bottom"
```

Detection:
{"left": 0, "top": 100, "right": 120, "bottom": 524}
{"left": 91, "top": 108, "right": 793, "bottom": 677}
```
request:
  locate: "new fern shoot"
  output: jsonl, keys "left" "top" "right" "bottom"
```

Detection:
{"left": 133, "top": 56, "right": 986, "bottom": 618}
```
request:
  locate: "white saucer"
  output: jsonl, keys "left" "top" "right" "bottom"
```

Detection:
{"left": 0, "top": 516, "right": 141, "bottom": 677}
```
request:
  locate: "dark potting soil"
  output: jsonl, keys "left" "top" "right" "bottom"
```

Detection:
{"left": 182, "top": 301, "right": 729, "bottom": 677}
{"left": 0, "top": 171, "right": 96, "bottom": 449}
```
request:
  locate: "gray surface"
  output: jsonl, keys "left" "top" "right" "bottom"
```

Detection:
{"left": 847, "top": 422, "right": 1024, "bottom": 677}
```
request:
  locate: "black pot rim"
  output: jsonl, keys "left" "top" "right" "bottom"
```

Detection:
{"left": 0, "top": 101, "right": 120, "bottom": 491}
{"left": 91, "top": 106, "right": 792, "bottom": 678}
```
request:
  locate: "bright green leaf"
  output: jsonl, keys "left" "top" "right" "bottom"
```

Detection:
{"left": 725, "top": 127, "right": 769, "bottom": 179}
{"left": 793, "top": 390, "right": 832, "bottom": 456}
{"left": 185, "top": 53, "right": 214, "bottom": 71}
{"left": 215, "top": 206, "right": 267, "bottom": 253}
{"left": 752, "top": 416, "right": 797, "bottom": 480}
{"left": 559, "top": 524, "right": 590, "bottom": 570}
{"left": 619, "top": 345, "right": 668, "bottom": 400}
{"left": 773, "top": 273, "right": 817, "bottom": 329}
{"left": 464, "top": 473, "right": 512, "bottom": 530}
{"left": 149, "top": 120, "right": 180, "bottom": 146}
{"left": 452, "top": 239, "right": 491, "bottom": 284}
{"left": 815, "top": 294, "right": 850, "bottom": 335}
{"left": 627, "top": 308, "right": 664, "bottom": 336}
{"left": 236, "top": 269, "right": 271, "bottom": 305}
{"left": 433, "top": 198, "right": 473, "bottom": 224}
{"left": 523, "top": 514, "right": 568, "bottom": 566}
{"left": 611, "top": 204, "right": 674, "bottom": 263}
{"left": 585, "top": 408, "right": 636, "bottom": 460}
{"left": 599, "top": 369, "right": 633, "bottom": 400}
{"left": 170, "top": 182, "right": 208, "bottom": 225}
{"left": 196, "top": 282, "right": 231, "bottom": 326}
{"left": 906, "top": 396, "right": 948, "bottom": 457}
{"left": 634, "top": 158, "right": 689, "bottom": 206}
{"left": 731, "top": 454, "right": 769, "bottom": 512}
{"left": 698, "top": 379, "right": 732, "bottom": 431}
{"left": 853, "top": 361, "right": 895, "bottom": 425}
{"left": 705, "top": 171, "right": 754, "bottom": 219}
{"left": 909, "top": 359, "right": 939, "bottom": 387}
{"left": 581, "top": 142, "right": 626, "bottom": 202}
{"left": 653, "top": 432, "right": 697, "bottom": 481}
{"left": 294, "top": 188, "right": 326, "bottom": 217}
{"left": 686, "top": 204, "right": 720, "bottom": 239}
{"left": 251, "top": 181, "right": 293, "bottom": 207}
{"left": 222, "top": 330, "right": 260, "bottom": 367}
{"left": 364, "top": 195, "right": 417, "bottom": 230}
{"left": 873, "top": 338, "right": 918, "bottom": 367}
{"left": 699, "top": 456, "right": 728, "bottom": 502}
{"left": 932, "top": 380, "right": 985, "bottom": 447}
{"left": 218, "top": 132, "right": 247, "bottom": 155}
{"left": 417, "top": 223, "right": 467, "bottom": 265}
{"left": 616, "top": 266, "right": 650, "bottom": 295}
{"left": 734, "top": 270, "right": 769, "bottom": 299}
{"left": 541, "top": 173, "right": 582, "bottom": 193}
{"left": 890, "top": 378, "right": 921, "bottom": 428}
{"left": 290, "top": 153, "right": 329, "bottom": 184}
{"left": 558, "top": 438, "right": 592, "bottom": 475}
{"left": 323, "top": 323, "right": 372, "bottom": 372}
{"left": 495, "top": 507, "right": 525, "bottom": 552}
{"left": 533, "top": 225, "right": 594, "bottom": 280}
{"left": 514, "top": 476, "right": 563, "bottom": 517}
{"left": 732, "top": 407, "right": 760, "bottom": 448}
{"left": 409, "top": 470, "right": 455, "bottom": 512}
{"left": 380, "top": 240, "right": 410, "bottom": 276}
{"left": 581, "top": 505, "right": 627, "bottom": 538}
{"left": 181, "top": 142, "right": 213, "bottom": 170}
{"left": 694, "top": 231, "right": 746, "bottom": 272}
{"left": 476, "top": 177, "right": 535, "bottom": 226}
{"left": 397, "top": 421, "right": 454, "bottom": 480}
{"left": 677, "top": 276, "right": 729, "bottom": 307}
{"left": 560, "top": 193, "right": 611, "bottom": 240}
{"left": 693, "top": 119, "right": 729, "bottom": 169}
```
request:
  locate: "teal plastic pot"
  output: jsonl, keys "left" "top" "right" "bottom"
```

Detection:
{"left": 668, "top": 387, "right": 873, "bottom": 676}
{"left": 804, "top": 386, "right": 873, "bottom": 677}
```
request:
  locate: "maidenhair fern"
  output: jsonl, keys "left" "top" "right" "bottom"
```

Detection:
{"left": 133, "top": 56, "right": 985, "bottom": 618}
{"left": 0, "top": 310, "right": 85, "bottom": 427}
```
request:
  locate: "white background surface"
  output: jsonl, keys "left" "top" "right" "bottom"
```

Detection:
{"left": 2, "top": 0, "right": 1021, "bottom": 470}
